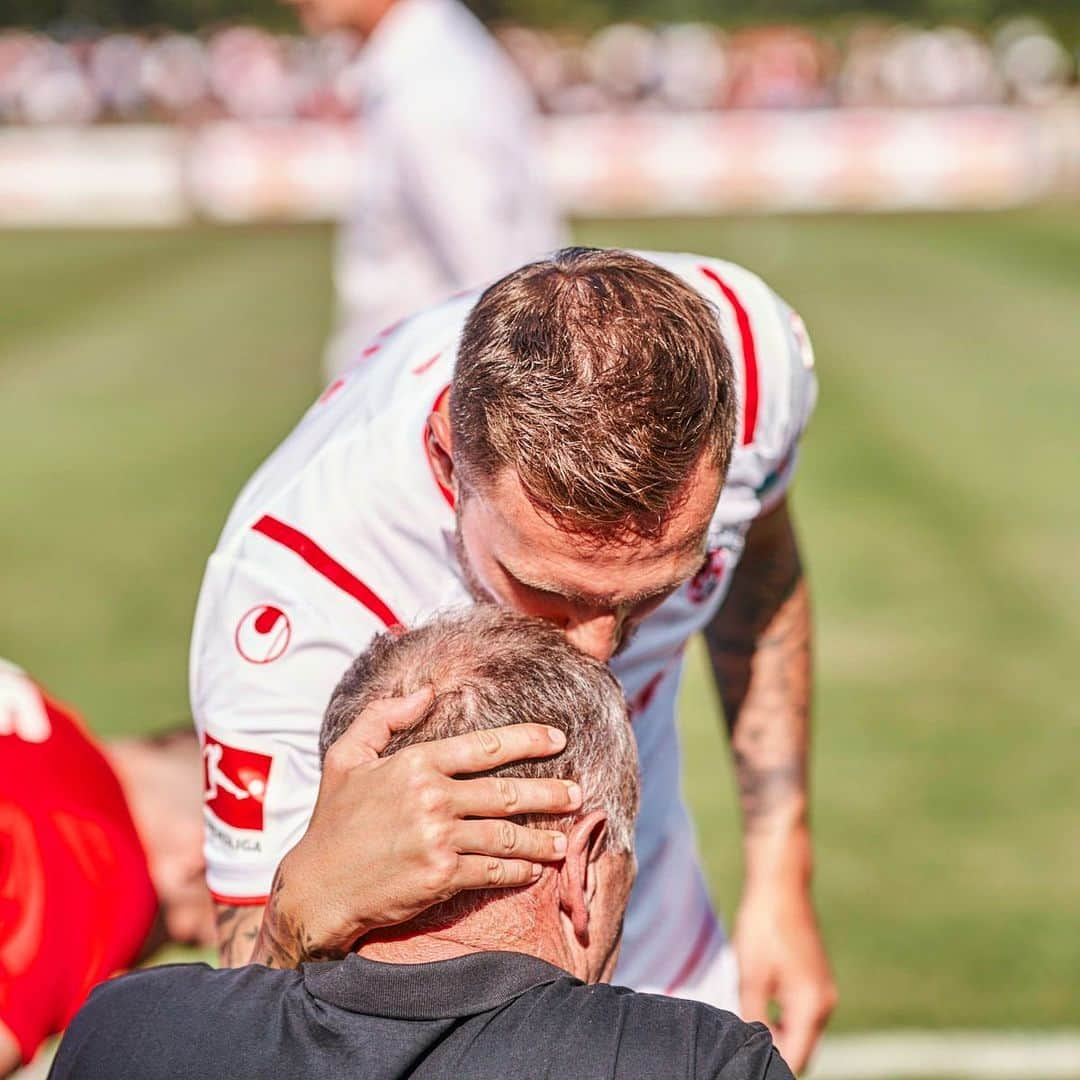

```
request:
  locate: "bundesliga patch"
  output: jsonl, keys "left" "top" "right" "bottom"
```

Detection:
{"left": 202, "top": 734, "right": 273, "bottom": 832}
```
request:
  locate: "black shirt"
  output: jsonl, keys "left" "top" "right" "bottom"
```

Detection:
{"left": 50, "top": 951, "right": 793, "bottom": 1080}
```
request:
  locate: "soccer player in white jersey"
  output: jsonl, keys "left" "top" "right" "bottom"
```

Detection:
{"left": 283, "top": 0, "right": 565, "bottom": 378}
{"left": 192, "top": 248, "right": 835, "bottom": 1071}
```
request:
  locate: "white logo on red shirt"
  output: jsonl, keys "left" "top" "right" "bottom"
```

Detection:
{"left": 234, "top": 605, "right": 291, "bottom": 664}
{"left": 202, "top": 734, "right": 273, "bottom": 831}
{"left": 0, "top": 665, "right": 51, "bottom": 743}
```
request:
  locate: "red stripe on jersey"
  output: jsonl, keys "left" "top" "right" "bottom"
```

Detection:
{"left": 208, "top": 890, "right": 271, "bottom": 907}
{"left": 251, "top": 516, "right": 402, "bottom": 629}
{"left": 358, "top": 318, "right": 408, "bottom": 364}
{"left": 664, "top": 907, "right": 718, "bottom": 994}
{"left": 411, "top": 352, "right": 442, "bottom": 376}
{"left": 318, "top": 377, "right": 346, "bottom": 405}
{"left": 699, "top": 266, "right": 759, "bottom": 445}
{"left": 629, "top": 670, "right": 665, "bottom": 720}
{"left": 423, "top": 385, "right": 455, "bottom": 509}
{"left": 627, "top": 648, "right": 685, "bottom": 720}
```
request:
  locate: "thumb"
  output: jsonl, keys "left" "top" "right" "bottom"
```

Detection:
{"left": 738, "top": 975, "right": 772, "bottom": 1028}
{"left": 328, "top": 686, "right": 434, "bottom": 768}
{"left": 773, "top": 988, "right": 824, "bottom": 1075}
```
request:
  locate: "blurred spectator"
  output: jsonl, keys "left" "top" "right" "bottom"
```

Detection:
{"left": 727, "top": 26, "right": 832, "bottom": 109}
{"left": 141, "top": 33, "right": 210, "bottom": 119}
{"left": 88, "top": 32, "right": 145, "bottom": 119}
{"left": 995, "top": 18, "right": 1074, "bottom": 106}
{"left": 585, "top": 22, "right": 663, "bottom": 105}
{"left": 278, "top": 0, "right": 565, "bottom": 378}
{"left": 0, "top": 17, "right": 1075, "bottom": 127}
{"left": 656, "top": 24, "right": 729, "bottom": 111}
{"left": 875, "top": 26, "right": 1003, "bottom": 107}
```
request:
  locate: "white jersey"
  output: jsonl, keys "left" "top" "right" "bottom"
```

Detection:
{"left": 190, "top": 251, "right": 817, "bottom": 1005}
{"left": 327, "top": 0, "right": 565, "bottom": 377}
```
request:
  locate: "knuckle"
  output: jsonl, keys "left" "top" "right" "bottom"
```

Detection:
{"left": 474, "top": 728, "right": 501, "bottom": 758}
{"left": 419, "top": 819, "right": 451, "bottom": 851}
{"left": 485, "top": 858, "right": 505, "bottom": 886}
{"left": 422, "top": 850, "right": 457, "bottom": 891}
{"left": 416, "top": 781, "right": 448, "bottom": 815}
{"left": 522, "top": 725, "right": 545, "bottom": 749}
{"left": 496, "top": 779, "right": 518, "bottom": 810}
{"left": 322, "top": 743, "right": 349, "bottom": 777}
{"left": 401, "top": 751, "right": 429, "bottom": 788}
{"left": 498, "top": 821, "right": 517, "bottom": 854}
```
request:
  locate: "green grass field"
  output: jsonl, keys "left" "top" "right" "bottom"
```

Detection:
{"left": 2, "top": 212, "right": 1078, "bottom": 1033}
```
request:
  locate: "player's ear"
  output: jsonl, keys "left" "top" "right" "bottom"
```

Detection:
{"left": 426, "top": 410, "right": 455, "bottom": 491}
{"left": 558, "top": 810, "right": 608, "bottom": 943}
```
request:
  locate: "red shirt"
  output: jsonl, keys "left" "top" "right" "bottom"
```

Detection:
{"left": 0, "top": 668, "right": 158, "bottom": 1063}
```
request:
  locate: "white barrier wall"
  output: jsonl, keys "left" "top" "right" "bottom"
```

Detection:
{"left": 0, "top": 107, "right": 1077, "bottom": 226}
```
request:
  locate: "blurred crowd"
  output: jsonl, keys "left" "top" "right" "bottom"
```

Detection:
{"left": 0, "top": 17, "right": 1075, "bottom": 126}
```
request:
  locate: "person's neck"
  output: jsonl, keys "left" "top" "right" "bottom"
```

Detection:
{"left": 356, "top": 896, "right": 576, "bottom": 976}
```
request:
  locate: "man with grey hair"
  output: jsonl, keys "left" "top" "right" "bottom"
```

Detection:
{"left": 54, "top": 609, "right": 792, "bottom": 1079}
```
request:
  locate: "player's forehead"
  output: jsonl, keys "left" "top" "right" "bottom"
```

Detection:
{"left": 466, "top": 468, "right": 714, "bottom": 602}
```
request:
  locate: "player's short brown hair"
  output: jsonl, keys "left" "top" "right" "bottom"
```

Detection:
{"left": 450, "top": 248, "right": 737, "bottom": 540}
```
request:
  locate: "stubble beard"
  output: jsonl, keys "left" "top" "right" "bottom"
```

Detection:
{"left": 454, "top": 513, "right": 498, "bottom": 607}
{"left": 453, "top": 513, "right": 642, "bottom": 660}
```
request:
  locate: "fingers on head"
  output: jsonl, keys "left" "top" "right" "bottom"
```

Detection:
{"left": 322, "top": 733, "right": 377, "bottom": 775}
{"left": 454, "top": 854, "right": 543, "bottom": 891}
{"left": 325, "top": 692, "right": 431, "bottom": 770}
{"left": 432, "top": 724, "right": 566, "bottom": 775}
{"left": 450, "top": 776, "right": 581, "bottom": 817}
{"left": 379, "top": 686, "right": 435, "bottom": 732}
{"left": 455, "top": 819, "right": 567, "bottom": 861}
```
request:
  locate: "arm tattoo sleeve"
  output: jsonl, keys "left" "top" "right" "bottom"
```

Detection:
{"left": 216, "top": 904, "right": 263, "bottom": 968}
{"left": 705, "top": 507, "right": 811, "bottom": 835}
{"left": 250, "top": 866, "right": 344, "bottom": 970}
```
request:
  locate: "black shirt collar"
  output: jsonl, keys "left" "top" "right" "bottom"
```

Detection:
{"left": 303, "top": 951, "right": 573, "bottom": 1020}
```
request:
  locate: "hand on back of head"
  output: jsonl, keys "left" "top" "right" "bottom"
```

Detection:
{"left": 261, "top": 607, "right": 639, "bottom": 972}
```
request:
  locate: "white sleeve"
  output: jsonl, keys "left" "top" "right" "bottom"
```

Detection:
{"left": 190, "top": 552, "right": 384, "bottom": 903}
{"left": 756, "top": 294, "right": 818, "bottom": 514}
{"left": 388, "top": 97, "right": 553, "bottom": 290}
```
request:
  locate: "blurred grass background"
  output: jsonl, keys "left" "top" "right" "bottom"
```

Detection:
{"left": 2, "top": 212, "right": 1077, "bottom": 1031}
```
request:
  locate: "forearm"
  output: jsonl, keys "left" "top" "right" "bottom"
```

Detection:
{"left": 247, "top": 860, "right": 351, "bottom": 970}
{"left": 215, "top": 903, "right": 265, "bottom": 968}
{"left": 216, "top": 867, "right": 352, "bottom": 970}
{"left": 705, "top": 507, "right": 813, "bottom": 883}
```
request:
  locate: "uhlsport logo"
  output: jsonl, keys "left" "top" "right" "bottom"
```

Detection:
{"left": 202, "top": 734, "right": 273, "bottom": 831}
{"left": 688, "top": 549, "right": 727, "bottom": 604}
{"left": 234, "top": 604, "right": 291, "bottom": 664}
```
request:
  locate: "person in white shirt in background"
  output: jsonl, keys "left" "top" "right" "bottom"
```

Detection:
{"left": 283, "top": 0, "right": 565, "bottom": 378}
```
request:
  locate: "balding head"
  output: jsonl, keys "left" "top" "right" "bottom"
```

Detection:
{"left": 320, "top": 606, "right": 640, "bottom": 980}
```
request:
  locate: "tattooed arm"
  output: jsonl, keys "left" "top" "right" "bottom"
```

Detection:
{"left": 704, "top": 497, "right": 835, "bottom": 1073}
{"left": 213, "top": 868, "right": 321, "bottom": 969}
{"left": 215, "top": 904, "right": 264, "bottom": 968}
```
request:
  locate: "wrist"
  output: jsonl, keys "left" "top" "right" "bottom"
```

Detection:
{"left": 270, "top": 850, "right": 364, "bottom": 961}
{"left": 742, "top": 814, "right": 813, "bottom": 893}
